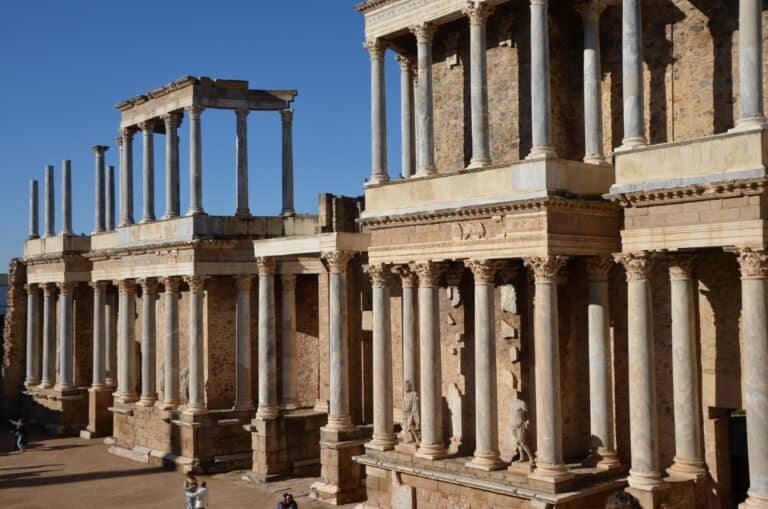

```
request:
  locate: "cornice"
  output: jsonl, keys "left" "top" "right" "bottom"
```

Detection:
{"left": 605, "top": 177, "right": 768, "bottom": 208}
{"left": 355, "top": 0, "right": 395, "bottom": 14}
{"left": 84, "top": 240, "right": 199, "bottom": 262}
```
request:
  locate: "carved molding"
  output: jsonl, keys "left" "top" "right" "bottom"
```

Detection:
{"left": 606, "top": 177, "right": 768, "bottom": 209}
{"left": 322, "top": 251, "right": 354, "bottom": 274}
{"left": 465, "top": 259, "right": 496, "bottom": 284}
{"left": 587, "top": 255, "right": 614, "bottom": 282}
{"left": 524, "top": 256, "right": 568, "bottom": 283}
{"left": 162, "top": 111, "right": 182, "bottom": 129}
{"left": 615, "top": 252, "right": 653, "bottom": 282}
{"left": 138, "top": 119, "right": 155, "bottom": 133}
{"left": 738, "top": 248, "right": 768, "bottom": 279}
{"left": 395, "top": 54, "right": 415, "bottom": 73}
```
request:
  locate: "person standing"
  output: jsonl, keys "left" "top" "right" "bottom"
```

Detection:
{"left": 183, "top": 473, "right": 198, "bottom": 509}
{"left": 8, "top": 417, "right": 27, "bottom": 452}
{"left": 194, "top": 481, "right": 208, "bottom": 509}
{"left": 277, "top": 493, "right": 298, "bottom": 509}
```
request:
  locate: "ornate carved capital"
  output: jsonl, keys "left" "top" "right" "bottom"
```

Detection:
{"left": 280, "top": 108, "right": 293, "bottom": 125}
{"left": 411, "top": 261, "right": 445, "bottom": 288}
{"left": 364, "top": 38, "right": 387, "bottom": 59}
{"left": 574, "top": 0, "right": 609, "bottom": 22}
{"left": 160, "top": 276, "right": 181, "bottom": 294}
{"left": 395, "top": 54, "right": 415, "bottom": 73}
{"left": 524, "top": 256, "right": 569, "bottom": 283}
{"left": 184, "top": 105, "right": 204, "bottom": 119}
{"left": 615, "top": 252, "right": 653, "bottom": 282}
{"left": 236, "top": 275, "right": 254, "bottom": 292}
{"left": 738, "top": 248, "right": 768, "bottom": 279}
{"left": 162, "top": 111, "right": 181, "bottom": 129}
{"left": 587, "top": 255, "right": 614, "bottom": 282}
{"left": 140, "top": 278, "right": 160, "bottom": 295}
{"left": 57, "top": 281, "right": 76, "bottom": 295}
{"left": 392, "top": 265, "right": 417, "bottom": 288}
{"left": 24, "top": 283, "right": 39, "bottom": 293}
{"left": 445, "top": 264, "right": 465, "bottom": 287}
{"left": 668, "top": 254, "right": 696, "bottom": 281}
{"left": 256, "top": 257, "right": 276, "bottom": 276}
{"left": 88, "top": 281, "right": 107, "bottom": 292}
{"left": 323, "top": 251, "right": 354, "bottom": 274}
{"left": 91, "top": 145, "right": 109, "bottom": 155}
{"left": 138, "top": 119, "right": 155, "bottom": 133}
{"left": 497, "top": 262, "right": 520, "bottom": 285}
{"left": 184, "top": 275, "right": 206, "bottom": 293}
{"left": 280, "top": 273, "right": 296, "bottom": 291}
{"left": 465, "top": 1, "right": 494, "bottom": 25}
{"left": 410, "top": 22, "right": 438, "bottom": 44}
{"left": 117, "top": 279, "right": 136, "bottom": 294}
{"left": 42, "top": 282, "right": 57, "bottom": 296}
{"left": 120, "top": 127, "right": 136, "bottom": 141}
{"left": 465, "top": 259, "right": 496, "bottom": 285}
{"left": 365, "top": 263, "right": 390, "bottom": 289}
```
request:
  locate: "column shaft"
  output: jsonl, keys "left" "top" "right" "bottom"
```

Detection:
{"left": 185, "top": 276, "right": 205, "bottom": 412}
{"left": 257, "top": 260, "right": 278, "bottom": 419}
{"left": 235, "top": 276, "right": 254, "bottom": 410}
{"left": 581, "top": 6, "right": 607, "bottom": 164}
{"left": 44, "top": 165, "right": 54, "bottom": 238}
{"left": 369, "top": 265, "right": 396, "bottom": 450}
{"left": 92, "top": 146, "right": 108, "bottom": 233}
{"left": 367, "top": 40, "right": 388, "bottom": 184}
{"left": 139, "top": 279, "right": 158, "bottom": 405}
{"left": 467, "top": 3, "right": 492, "bottom": 168}
{"left": 163, "top": 113, "right": 181, "bottom": 219}
{"left": 736, "top": 0, "right": 767, "bottom": 129}
{"left": 528, "top": 0, "right": 557, "bottom": 159}
{"left": 186, "top": 106, "right": 204, "bottom": 216}
{"left": 105, "top": 289, "right": 117, "bottom": 386}
{"left": 140, "top": 122, "right": 155, "bottom": 223}
{"left": 119, "top": 130, "right": 135, "bottom": 226}
{"left": 412, "top": 24, "right": 437, "bottom": 176}
{"left": 41, "top": 284, "right": 56, "bottom": 387}
{"left": 235, "top": 109, "right": 250, "bottom": 217}
{"left": 25, "top": 285, "right": 41, "bottom": 386}
{"left": 280, "top": 274, "right": 299, "bottom": 409}
{"left": 29, "top": 180, "right": 39, "bottom": 239}
{"left": 106, "top": 165, "right": 115, "bottom": 231}
{"left": 396, "top": 56, "right": 415, "bottom": 178}
{"left": 621, "top": 0, "right": 647, "bottom": 148}
{"left": 57, "top": 282, "right": 74, "bottom": 390}
{"left": 161, "top": 277, "right": 180, "bottom": 408}
{"left": 61, "top": 160, "right": 72, "bottom": 235}
{"left": 398, "top": 269, "right": 419, "bottom": 393}
{"left": 281, "top": 109, "right": 295, "bottom": 215}
{"left": 324, "top": 251, "right": 354, "bottom": 430}
{"left": 91, "top": 282, "right": 106, "bottom": 389}
{"left": 117, "top": 280, "right": 138, "bottom": 403}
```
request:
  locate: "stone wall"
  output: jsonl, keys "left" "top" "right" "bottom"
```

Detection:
{"left": 73, "top": 284, "right": 93, "bottom": 389}
{"left": 204, "top": 278, "right": 237, "bottom": 409}
{"left": 295, "top": 275, "right": 320, "bottom": 407}
{"left": 1, "top": 259, "right": 26, "bottom": 420}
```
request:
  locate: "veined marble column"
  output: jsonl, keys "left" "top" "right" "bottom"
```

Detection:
{"left": 466, "top": 260, "right": 505, "bottom": 470}
{"left": 281, "top": 274, "right": 299, "bottom": 409}
{"left": 139, "top": 278, "right": 159, "bottom": 406}
{"left": 235, "top": 275, "right": 254, "bottom": 410}
{"left": 620, "top": 0, "right": 647, "bottom": 149}
{"left": 735, "top": 0, "right": 767, "bottom": 130}
{"left": 527, "top": 0, "right": 557, "bottom": 159}
{"left": 117, "top": 279, "right": 138, "bottom": 403}
{"left": 235, "top": 108, "right": 250, "bottom": 217}
{"left": 256, "top": 259, "right": 278, "bottom": 419}
{"left": 394, "top": 266, "right": 419, "bottom": 393}
{"left": 525, "top": 257, "right": 573, "bottom": 487}
{"left": 396, "top": 55, "right": 416, "bottom": 178}
{"left": 139, "top": 120, "right": 156, "bottom": 223}
{"left": 105, "top": 288, "right": 117, "bottom": 387}
{"left": 118, "top": 128, "right": 135, "bottom": 226}
{"left": 185, "top": 276, "right": 206, "bottom": 413}
{"left": 24, "top": 284, "right": 41, "bottom": 387}
{"left": 92, "top": 145, "right": 108, "bottom": 234}
{"left": 411, "top": 23, "right": 437, "bottom": 176}
{"left": 163, "top": 112, "right": 181, "bottom": 219}
{"left": 616, "top": 253, "right": 662, "bottom": 489}
{"left": 587, "top": 256, "right": 620, "bottom": 469}
{"left": 29, "top": 180, "right": 39, "bottom": 239}
{"left": 323, "top": 251, "right": 355, "bottom": 430}
{"left": 579, "top": 2, "right": 608, "bottom": 165}
{"left": 40, "top": 283, "right": 57, "bottom": 388}
{"left": 90, "top": 281, "right": 107, "bottom": 390}
{"left": 106, "top": 165, "right": 115, "bottom": 231}
{"left": 186, "top": 106, "right": 204, "bottom": 216}
{"left": 413, "top": 261, "right": 446, "bottom": 459}
{"left": 61, "top": 160, "right": 72, "bottom": 236}
{"left": 366, "top": 39, "right": 389, "bottom": 185}
{"left": 57, "top": 281, "right": 75, "bottom": 391}
{"left": 465, "top": 2, "right": 493, "bottom": 169}
{"left": 44, "top": 165, "right": 54, "bottom": 238}
{"left": 367, "top": 264, "right": 396, "bottom": 450}
{"left": 281, "top": 109, "right": 295, "bottom": 216}
{"left": 161, "top": 277, "right": 180, "bottom": 409}
{"left": 737, "top": 249, "right": 768, "bottom": 508}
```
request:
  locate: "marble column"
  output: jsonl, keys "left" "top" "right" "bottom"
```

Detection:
{"left": 24, "top": 284, "right": 41, "bottom": 387}
{"left": 524, "top": 257, "right": 573, "bottom": 487}
{"left": 579, "top": 2, "right": 608, "bottom": 165}
{"left": 620, "top": 0, "right": 647, "bottom": 149}
{"left": 40, "top": 283, "right": 56, "bottom": 388}
{"left": 139, "top": 278, "right": 158, "bottom": 406}
{"left": 235, "top": 108, "right": 250, "bottom": 217}
{"left": 44, "top": 164, "right": 54, "bottom": 238}
{"left": 280, "top": 274, "right": 299, "bottom": 409}
{"left": 616, "top": 253, "right": 662, "bottom": 489}
{"left": 465, "top": 2, "right": 493, "bottom": 169}
{"left": 184, "top": 276, "right": 206, "bottom": 413}
{"left": 396, "top": 55, "right": 415, "bottom": 178}
{"left": 92, "top": 146, "right": 108, "bottom": 234}
{"left": 323, "top": 251, "right": 355, "bottom": 430}
{"left": 106, "top": 166, "right": 115, "bottom": 231}
{"left": 256, "top": 259, "right": 278, "bottom": 419}
{"left": 281, "top": 109, "right": 295, "bottom": 216}
{"left": 366, "top": 39, "right": 389, "bottom": 185}
{"left": 57, "top": 281, "right": 75, "bottom": 391}
{"left": 29, "top": 180, "right": 39, "bottom": 239}
{"left": 411, "top": 23, "right": 437, "bottom": 176}
{"left": 527, "top": 0, "right": 557, "bottom": 159}
{"left": 105, "top": 288, "right": 117, "bottom": 387}
{"left": 139, "top": 120, "right": 156, "bottom": 223}
{"left": 394, "top": 266, "right": 419, "bottom": 393}
{"left": 466, "top": 259, "right": 505, "bottom": 470}
{"left": 90, "top": 281, "right": 107, "bottom": 390}
{"left": 117, "top": 279, "right": 138, "bottom": 403}
{"left": 413, "top": 261, "right": 446, "bottom": 459}
{"left": 735, "top": 0, "right": 767, "bottom": 130}
{"left": 163, "top": 112, "right": 181, "bottom": 219}
{"left": 235, "top": 275, "right": 254, "bottom": 410}
{"left": 118, "top": 129, "right": 135, "bottom": 227}
{"left": 587, "top": 256, "right": 620, "bottom": 469}
{"left": 737, "top": 249, "right": 768, "bottom": 508}
{"left": 161, "top": 277, "right": 181, "bottom": 409}
{"left": 186, "top": 106, "right": 204, "bottom": 216}
{"left": 61, "top": 160, "right": 72, "bottom": 236}
{"left": 367, "top": 264, "right": 396, "bottom": 450}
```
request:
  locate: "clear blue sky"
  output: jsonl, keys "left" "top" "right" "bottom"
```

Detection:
{"left": 0, "top": 1, "right": 405, "bottom": 270}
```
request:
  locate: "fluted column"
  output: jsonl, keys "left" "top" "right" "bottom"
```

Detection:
{"left": 163, "top": 112, "right": 181, "bottom": 219}
{"left": 413, "top": 261, "right": 446, "bottom": 459}
{"left": 117, "top": 279, "right": 138, "bottom": 403}
{"left": 587, "top": 256, "right": 620, "bottom": 469}
{"left": 616, "top": 253, "right": 662, "bottom": 489}
{"left": 118, "top": 128, "right": 135, "bottom": 226}
{"left": 24, "top": 284, "right": 41, "bottom": 387}
{"left": 396, "top": 55, "right": 416, "bottom": 178}
{"left": 394, "top": 266, "right": 419, "bottom": 393}
{"left": 411, "top": 23, "right": 437, "bottom": 176}
{"left": 737, "top": 249, "right": 768, "bottom": 508}
{"left": 235, "top": 275, "right": 254, "bottom": 410}
{"left": 92, "top": 146, "right": 108, "bottom": 233}
{"left": 139, "top": 278, "right": 159, "bottom": 406}
{"left": 367, "top": 264, "right": 397, "bottom": 450}
{"left": 61, "top": 160, "right": 72, "bottom": 235}
{"left": 466, "top": 259, "right": 505, "bottom": 470}
{"left": 185, "top": 276, "right": 206, "bottom": 413}
{"left": 366, "top": 39, "right": 389, "bottom": 185}
{"left": 281, "top": 274, "right": 299, "bottom": 409}
{"left": 235, "top": 108, "right": 250, "bottom": 217}
{"left": 161, "top": 277, "right": 181, "bottom": 409}
{"left": 139, "top": 120, "right": 156, "bottom": 223}
{"left": 106, "top": 165, "right": 115, "bottom": 231}
{"left": 735, "top": 0, "right": 767, "bottom": 130}
{"left": 29, "top": 180, "right": 39, "bottom": 239}
{"left": 40, "top": 283, "right": 57, "bottom": 388}
{"left": 105, "top": 288, "right": 117, "bottom": 387}
{"left": 620, "top": 0, "right": 647, "bottom": 149}
{"left": 281, "top": 108, "right": 295, "bottom": 216}
{"left": 256, "top": 259, "right": 278, "bottom": 419}
{"left": 323, "top": 251, "right": 355, "bottom": 430}
{"left": 186, "top": 106, "right": 204, "bottom": 216}
{"left": 465, "top": 2, "right": 493, "bottom": 169}
{"left": 44, "top": 164, "right": 54, "bottom": 238}
{"left": 90, "top": 281, "right": 107, "bottom": 390}
{"left": 57, "top": 281, "right": 75, "bottom": 391}
{"left": 578, "top": 2, "right": 608, "bottom": 165}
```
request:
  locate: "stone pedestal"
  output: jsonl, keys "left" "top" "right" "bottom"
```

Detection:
{"left": 311, "top": 427, "right": 368, "bottom": 505}
{"left": 80, "top": 388, "right": 113, "bottom": 439}
{"left": 24, "top": 387, "right": 88, "bottom": 436}
{"left": 248, "top": 416, "right": 289, "bottom": 481}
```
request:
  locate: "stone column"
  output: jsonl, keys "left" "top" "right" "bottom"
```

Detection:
{"left": 367, "top": 264, "right": 396, "bottom": 450}
{"left": 411, "top": 23, "right": 437, "bottom": 176}
{"left": 394, "top": 266, "right": 419, "bottom": 393}
{"left": 139, "top": 120, "right": 156, "bottom": 223}
{"left": 57, "top": 281, "right": 75, "bottom": 391}
{"left": 117, "top": 279, "right": 138, "bottom": 403}
{"left": 61, "top": 160, "right": 72, "bottom": 236}
{"left": 527, "top": 0, "right": 557, "bottom": 159}
{"left": 524, "top": 257, "right": 573, "bottom": 490}
{"left": 29, "top": 180, "right": 39, "bottom": 239}
{"left": 139, "top": 278, "right": 159, "bottom": 406}
{"left": 735, "top": 0, "right": 767, "bottom": 130}
{"left": 281, "top": 274, "right": 299, "bottom": 409}
{"left": 44, "top": 164, "right": 54, "bottom": 238}
{"left": 163, "top": 112, "right": 181, "bottom": 219}
{"left": 90, "top": 281, "right": 107, "bottom": 389}
{"left": 184, "top": 276, "right": 206, "bottom": 413}
{"left": 366, "top": 39, "right": 389, "bottom": 185}
{"left": 118, "top": 129, "right": 135, "bottom": 227}
{"left": 578, "top": 2, "right": 608, "bottom": 165}
{"left": 40, "top": 283, "right": 56, "bottom": 388}
{"left": 235, "top": 108, "right": 250, "bottom": 217}
{"left": 105, "top": 288, "right": 117, "bottom": 387}
{"left": 323, "top": 251, "right": 355, "bottom": 430}
{"left": 256, "top": 259, "right": 278, "bottom": 419}
{"left": 235, "top": 275, "right": 254, "bottom": 410}
{"left": 413, "top": 261, "right": 446, "bottom": 459}
{"left": 186, "top": 106, "right": 204, "bottom": 216}
{"left": 616, "top": 253, "right": 663, "bottom": 489}
{"left": 161, "top": 277, "right": 181, "bottom": 409}
{"left": 106, "top": 165, "right": 115, "bottom": 231}
{"left": 737, "top": 249, "right": 768, "bottom": 508}
{"left": 465, "top": 259, "right": 505, "bottom": 470}
{"left": 24, "top": 284, "right": 41, "bottom": 387}
{"left": 587, "top": 256, "right": 620, "bottom": 469}
{"left": 620, "top": 0, "right": 647, "bottom": 149}
{"left": 396, "top": 55, "right": 416, "bottom": 178}
{"left": 465, "top": 2, "right": 493, "bottom": 169}
{"left": 92, "top": 146, "right": 108, "bottom": 234}
{"left": 281, "top": 109, "right": 295, "bottom": 216}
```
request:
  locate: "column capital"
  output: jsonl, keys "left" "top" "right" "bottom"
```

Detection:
{"left": 57, "top": 281, "right": 76, "bottom": 295}
{"left": 395, "top": 54, "right": 415, "bottom": 72}
{"left": 587, "top": 255, "right": 615, "bottom": 282}
{"left": 139, "top": 278, "right": 160, "bottom": 295}
{"left": 256, "top": 257, "right": 276, "bottom": 276}
{"left": 668, "top": 254, "right": 696, "bottom": 280}
{"left": 280, "top": 108, "right": 293, "bottom": 124}
{"left": 88, "top": 280, "right": 107, "bottom": 292}
{"left": 738, "top": 248, "right": 768, "bottom": 279}
{"left": 524, "top": 256, "right": 569, "bottom": 283}
{"left": 409, "top": 22, "right": 438, "bottom": 43}
{"left": 363, "top": 38, "right": 387, "bottom": 59}
{"left": 235, "top": 107, "right": 249, "bottom": 121}
{"left": 91, "top": 145, "right": 110, "bottom": 155}
{"left": 184, "top": 105, "right": 204, "bottom": 119}
{"left": 323, "top": 251, "right": 354, "bottom": 274}
{"left": 236, "top": 274, "right": 254, "bottom": 291}
{"left": 160, "top": 276, "right": 181, "bottom": 294}
{"left": 281, "top": 273, "right": 297, "bottom": 290}
{"left": 184, "top": 275, "right": 207, "bottom": 293}
{"left": 464, "top": 1, "right": 494, "bottom": 25}
{"left": 615, "top": 252, "right": 653, "bottom": 282}
{"left": 411, "top": 261, "right": 446, "bottom": 288}
{"left": 120, "top": 127, "right": 136, "bottom": 141}
{"left": 497, "top": 262, "right": 520, "bottom": 285}
{"left": 574, "top": 0, "right": 610, "bottom": 22}
{"left": 162, "top": 111, "right": 182, "bottom": 128}
{"left": 24, "top": 283, "right": 39, "bottom": 292}
{"left": 465, "top": 259, "right": 497, "bottom": 284}
{"left": 393, "top": 264, "right": 418, "bottom": 288}
{"left": 365, "top": 263, "right": 390, "bottom": 288}
{"left": 41, "top": 282, "right": 57, "bottom": 296}
{"left": 117, "top": 279, "right": 136, "bottom": 294}
{"left": 138, "top": 119, "right": 156, "bottom": 133}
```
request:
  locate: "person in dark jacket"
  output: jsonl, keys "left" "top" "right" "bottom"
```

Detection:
{"left": 276, "top": 493, "right": 298, "bottom": 509}
{"left": 605, "top": 491, "right": 641, "bottom": 509}
{"left": 8, "top": 417, "right": 27, "bottom": 452}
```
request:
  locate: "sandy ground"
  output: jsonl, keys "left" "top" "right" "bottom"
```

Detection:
{"left": 0, "top": 426, "right": 356, "bottom": 509}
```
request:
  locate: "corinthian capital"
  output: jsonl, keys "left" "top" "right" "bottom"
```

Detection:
{"left": 139, "top": 278, "right": 160, "bottom": 295}
{"left": 465, "top": 259, "right": 497, "bottom": 285}
{"left": 410, "top": 261, "right": 445, "bottom": 288}
{"left": 236, "top": 275, "right": 254, "bottom": 292}
{"left": 184, "top": 275, "right": 206, "bottom": 293}
{"left": 410, "top": 22, "right": 438, "bottom": 44}
{"left": 322, "top": 251, "right": 354, "bottom": 274}
{"left": 614, "top": 252, "right": 652, "bottom": 282}
{"left": 395, "top": 54, "right": 415, "bottom": 73}
{"left": 162, "top": 111, "right": 181, "bottom": 128}
{"left": 738, "top": 248, "right": 768, "bottom": 279}
{"left": 524, "top": 256, "right": 569, "bottom": 283}
{"left": 392, "top": 265, "right": 417, "bottom": 288}
{"left": 120, "top": 127, "right": 136, "bottom": 141}
{"left": 256, "top": 257, "right": 276, "bottom": 276}
{"left": 587, "top": 255, "right": 614, "bottom": 282}
{"left": 465, "top": 1, "right": 494, "bottom": 25}
{"left": 160, "top": 276, "right": 181, "bottom": 294}
{"left": 363, "top": 38, "right": 387, "bottom": 59}
{"left": 184, "top": 105, "right": 204, "bottom": 119}
{"left": 57, "top": 281, "right": 76, "bottom": 295}
{"left": 117, "top": 279, "right": 136, "bottom": 294}
{"left": 138, "top": 119, "right": 156, "bottom": 133}
{"left": 365, "top": 263, "right": 390, "bottom": 289}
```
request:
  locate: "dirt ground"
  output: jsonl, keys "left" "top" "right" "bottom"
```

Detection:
{"left": 0, "top": 426, "right": 356, "bottom": 509}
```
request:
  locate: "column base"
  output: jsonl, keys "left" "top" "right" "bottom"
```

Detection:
{"left": 414, "top": 441, "right": 448, "bottom": 460}
{"left": 40, "top": 381, "right": 54, "bottom": 389}
{"left": 24, "top": 379, "right": 41, "bottom": 389}
{"left": 161, "top": 213, "right": 179, "bottom": 221}
{"left": 366, "top": 435, "right": 397, "bottom": 452}
{"left": 466, "top": 158, "right": 491, "bottom": 170}
{"left": 626, "top": 482, "right": 671, "bottom": 509}
{"left": 235, "top": 209, "right": 251, "bottom": 218}
{"left": 115, "top": 392, "right": 139, "bottom": 404}
{"left": 280, "top": 209, "right": 295, "bottom": 217}
{"left": 248, "top": 416, "right": 289, "bottom": 481}
{"left": 185, "top": 209, "right": 206, "bottom": 217}
{"left": 414, "top": 166, "right": 436, "bottom": 178}
{"left": 740, "top": 492, "right": 768, "bottom": 509}
{"left": 158, "top": 400, "right": 178, "bottom": 411}
{"left": 526, "top": 145, "right": 558, "bottom": 160}
{"left": 616, "top": 137, "right": 648, "bottom": 152}
{"left": 528, "top": 464, "right": 574, "bottom": 494}
{"left": 311, "top": 426, "right": 368, "bottom": 505}
{"left": 82, "top": 387, "right": 113, "bottom": 439}
{"left": 139, "top": 217, "right": 156, "bottom": 224}
{"left": 314, "top": 399, "right": 329, "bottom": 413}
{"left": 466, "top": 451, "right": 506, "bottom": 471}
{"left": 627, "top": 469, "right": 665, "bottom": 490}
{"left": 583, "top": 154, "right": 611, "bottom": 167}
{"left": 234, "top": 401, "right": 255, "bottom": 411}
{"left": 137, "top": 396, "right": 157, "bottom": 407}
{"left": 325, "top": 415, "right": 355, "bottom": 432}
{"left": 667, "top": 457, "right": 707, "bottom": 480}
{"left": 367, "top": 174, "right": 390, "bottom": 185}
{"left": 182, "top": 405, "right": 207, "bottom": 415}
{"left": 256, "top": 405, "right": 279, "bottom": 420}
{"left": 730, "top": 116, "right": 768, "bottom": 133}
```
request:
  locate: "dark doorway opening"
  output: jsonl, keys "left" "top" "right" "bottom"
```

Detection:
{"left": 729, "top": 411, "right": 749, "bottom": 507}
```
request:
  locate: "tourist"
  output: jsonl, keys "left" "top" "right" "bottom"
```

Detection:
{"left": 184, "top": 473, "right": 198, "bottom": 509}
{"left": 277, "top": 492, "right": 299, "bottom": 509}
{"left": 8, "top": 417, "right": 27, "bottom": 452}
{"left": 605, "top": 491, "right": 641, "bottom": 509}
{"left": 194, "top": 481, "right": 208, "bottom": 509}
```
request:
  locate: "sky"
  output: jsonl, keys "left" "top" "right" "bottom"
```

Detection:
{"left": 0, "top": 1, "right": 405, "bottom": 269}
